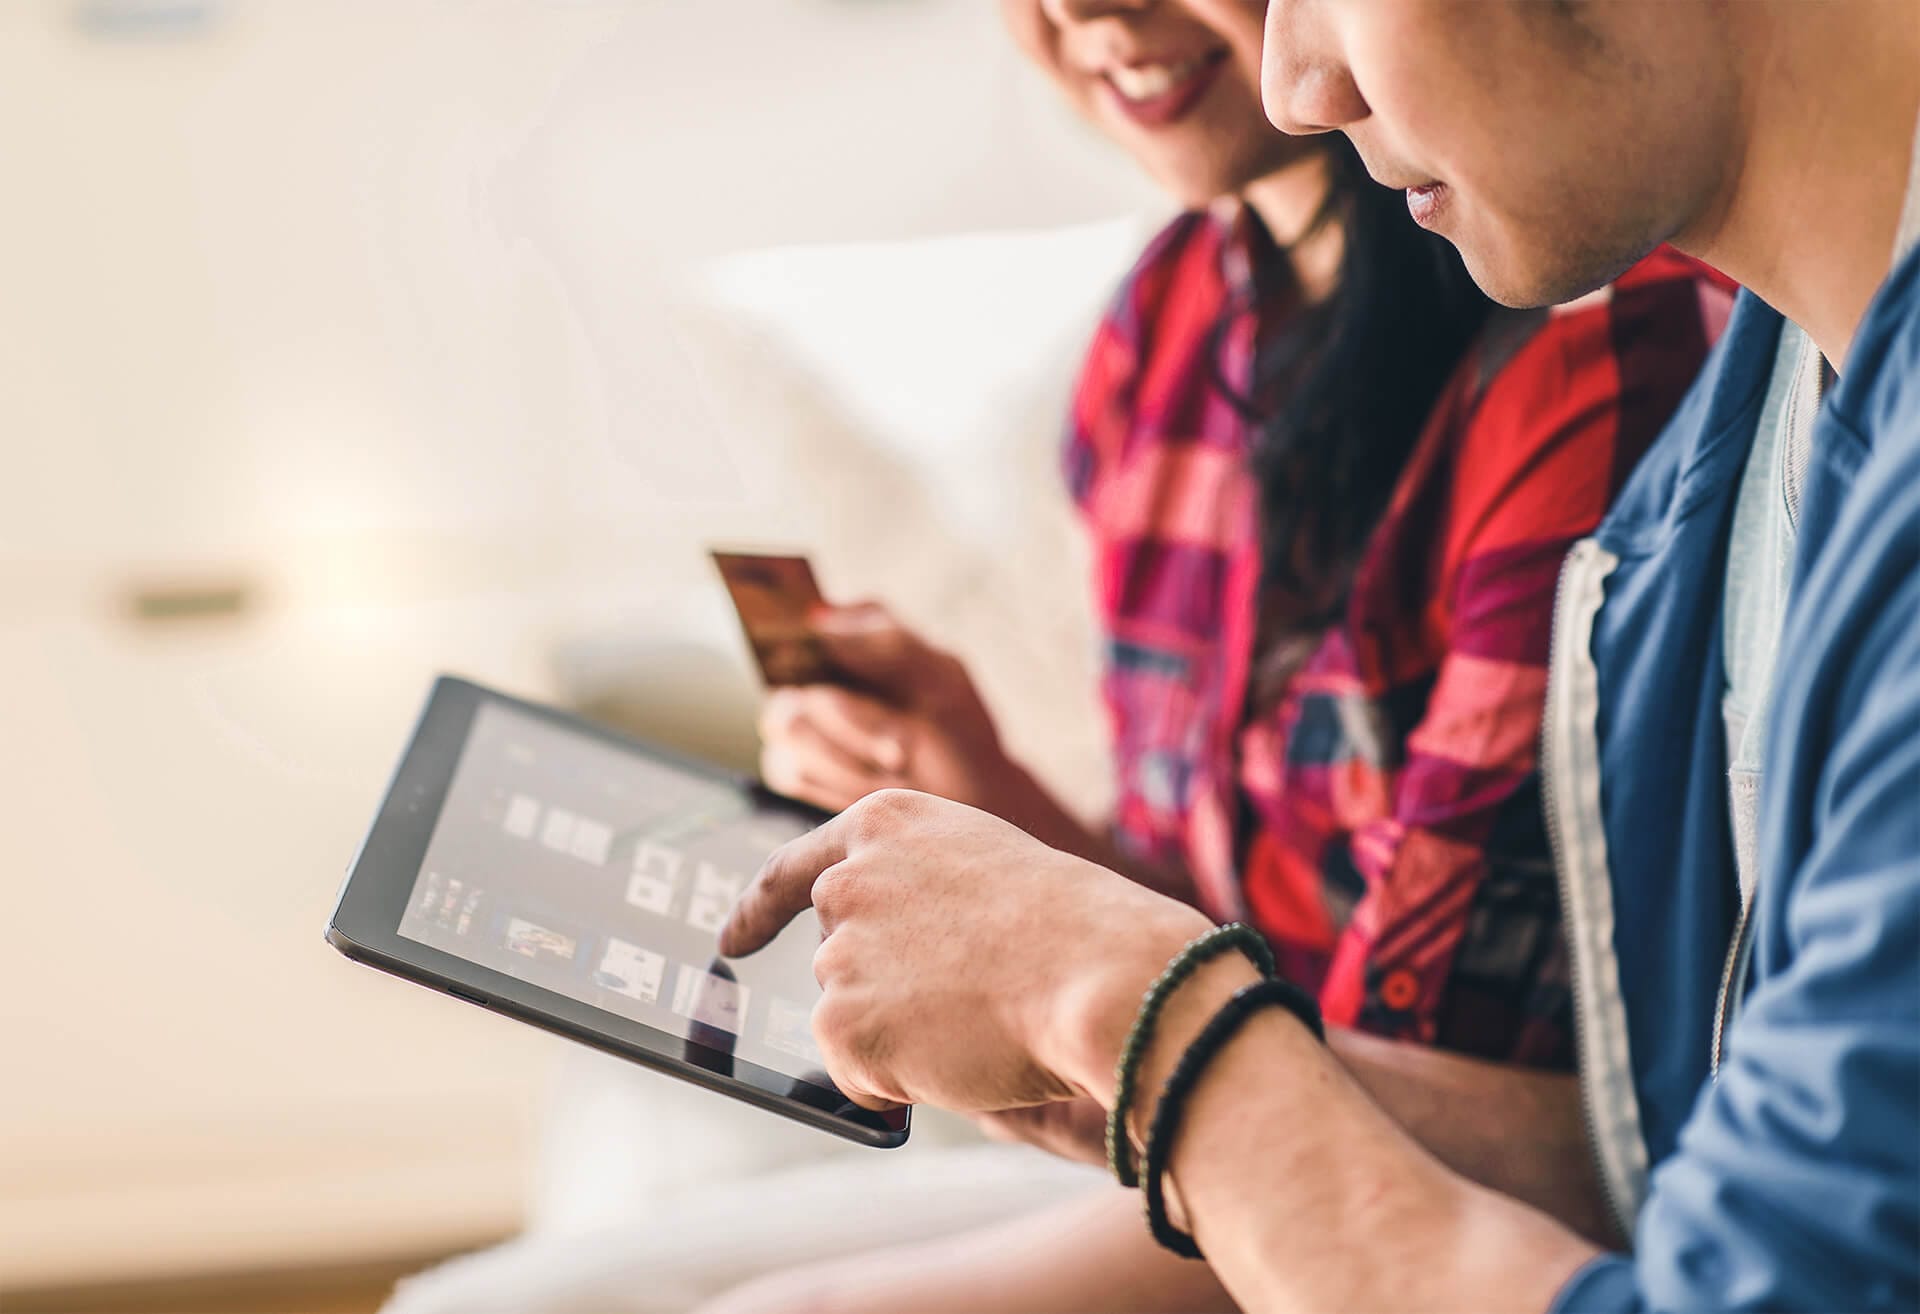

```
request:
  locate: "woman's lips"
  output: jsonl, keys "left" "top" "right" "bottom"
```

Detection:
{"left": 1100, "top": 51, "right": 1229, "bottom": 129}
{"left": 1406, "top": 182, "right": 1451, "bottom": 229}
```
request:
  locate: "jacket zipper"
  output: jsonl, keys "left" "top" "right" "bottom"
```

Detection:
{"left": 1540, "top": 538, "right": 1637, "bottom": 1241}
{"left": 1710, "top": 888, "right": 1757, "bottom": 1076}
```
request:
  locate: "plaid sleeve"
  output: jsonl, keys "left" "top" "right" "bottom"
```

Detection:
{"left": 1063, "top": 212, "right": 1219, "bottom": 511}
{"left": 1319, "top": 258, "right": 1731, "bottom": 1056}
{"left": 1063, "top": 212, "right": 1256, "bottom": 866}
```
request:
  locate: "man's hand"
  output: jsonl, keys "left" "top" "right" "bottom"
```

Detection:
{"left": 974, "top": 1095, "right": 1110, "bottom": 1168}
{"left": 718, "top": 790, "right": 1211, "bottom": 1114}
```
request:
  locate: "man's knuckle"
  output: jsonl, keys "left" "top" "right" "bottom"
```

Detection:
{"left": 812, "top": 990, "right": 854, "bottom": 1044}
{"left": 867, "top": 787, "right": 919, "bottom": 822}
{"left": 812, "top": 861, "right": 853, "bottom": 907}
{"left": 843, "top": 794, "right": 887, "bottom": 842}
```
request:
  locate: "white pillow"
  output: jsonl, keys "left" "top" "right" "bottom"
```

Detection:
{"left": 689, "top": 215, "right": 1159, "bottom": 816}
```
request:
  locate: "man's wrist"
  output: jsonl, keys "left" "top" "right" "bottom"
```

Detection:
{"left": 1038, "top": 907, "right": 1251, "bottom": 1111}
{"left": 1121, "top": 954, "right": 1266, "bottom": 1150}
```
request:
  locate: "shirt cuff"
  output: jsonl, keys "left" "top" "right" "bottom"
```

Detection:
{"left": 1548, "top": 1254, "right": 1643, "bottom": 1314}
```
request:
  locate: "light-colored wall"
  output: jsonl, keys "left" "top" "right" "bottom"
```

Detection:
{"left": 0, "top": 0, "right": 1160, "bottom": 1289}
{"left": 0, "top": 0, "right": 1156, "bottom": 582}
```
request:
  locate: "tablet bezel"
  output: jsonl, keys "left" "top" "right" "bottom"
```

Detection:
{"left": 327, "top": 675, "right": 910, "bottom": 1149}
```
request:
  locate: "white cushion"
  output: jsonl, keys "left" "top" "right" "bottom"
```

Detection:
{"left": 688, "top": 216, "right": 1158, "bottom": 813}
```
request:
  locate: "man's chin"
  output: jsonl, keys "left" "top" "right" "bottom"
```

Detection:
{"left": 1458, "top": 234, "right": 1653, "bottom": 311}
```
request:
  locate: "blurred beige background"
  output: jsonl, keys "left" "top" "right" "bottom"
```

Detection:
{"left": 0, "top": 1, "right": 1165, "bottom": 1309}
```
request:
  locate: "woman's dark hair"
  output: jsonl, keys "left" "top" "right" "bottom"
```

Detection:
{"left": 1223, "top": 135, "right": 1494, "bottom": 679}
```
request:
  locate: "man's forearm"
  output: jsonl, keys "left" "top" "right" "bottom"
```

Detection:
{"left": 1331, "top": 1028, "right": 1622, "bottom": 1246}
{"left": 1176, "top": 1031, "right": 1598, "bottom": 1314}
{"left": 1068, "top": 957, "right": 1600, "bottom": 1314}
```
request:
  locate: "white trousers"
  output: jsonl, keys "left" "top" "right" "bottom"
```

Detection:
{"left": 381, "top": 1050, "right": 1102, "bottom": 1314}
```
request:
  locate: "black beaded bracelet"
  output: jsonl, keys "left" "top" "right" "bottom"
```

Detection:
{"left": 1107, "top": 923, "right": 1276, "bottom": 1189}
{"left": 1140, "top": 976, "right": 1326, "bottom": 1260}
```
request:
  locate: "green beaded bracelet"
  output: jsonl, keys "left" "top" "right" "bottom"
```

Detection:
{"left": 1106, "top": 922, "right": 1276, "bottom": 1189}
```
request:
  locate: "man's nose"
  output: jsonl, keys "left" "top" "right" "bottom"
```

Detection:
{"left": 1261, "top": 1, "right": 1367, "bottom": 135}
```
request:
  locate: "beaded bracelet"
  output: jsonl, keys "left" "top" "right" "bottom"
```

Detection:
{"left": 1106, "top": 922, "right": 1277, "bottom": 1189}
{"left": 1140, "top": 977, "right": 1326, "bottom": 1259}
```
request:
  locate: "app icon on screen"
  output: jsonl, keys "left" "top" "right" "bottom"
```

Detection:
{"left": 504, "top": 917, "right": 577, "bottom": 964}
{"left": 763, "top": 997, "right": 823, "bottom": 1064}
{"left": 672, "top": 964, "right": 750, "bottom": 1035}
{"left": 568, "top": 818, "right": 613, "bottom": 866}
{"left": 592, "top": 938, "right": 666, "bottom": 1004}
{"left": 626, "top": 841, "right": 684, "bottom": 916}
{"left": 414, "top": 872, "right": 482, "bottom": 936}
{"left": 502, "top": 794, "right": 540, "bottom": 839}
{"left": 540, "top": 808, "right": 578, "bottom": 853}
{"left": 686, "top": 862, "right": 747, "bottom": 935}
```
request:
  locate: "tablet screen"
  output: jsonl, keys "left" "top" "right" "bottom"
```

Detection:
{"left": 397, "top": 701, "right": 835, "bottom": 1097}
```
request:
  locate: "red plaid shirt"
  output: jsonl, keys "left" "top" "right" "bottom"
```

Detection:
{"left": 1068, "top": 210, "right": 1733, "bottom": 1065}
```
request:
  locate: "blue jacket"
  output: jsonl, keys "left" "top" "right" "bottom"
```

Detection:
{"left": 1544, "top": 245, "right": 1920, "bottom": 1312}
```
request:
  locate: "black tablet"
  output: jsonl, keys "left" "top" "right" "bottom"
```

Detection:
{"left": 326, "top": 675, "right": 910, "bottom": 1148}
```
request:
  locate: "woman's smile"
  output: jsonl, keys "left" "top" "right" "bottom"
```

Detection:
{"left": 1097, "top": 49, "right": 1229, "bottom": 128}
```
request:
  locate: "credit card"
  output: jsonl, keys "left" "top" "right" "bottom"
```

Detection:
{"left": 711, "top": 551, "right": 833, "bottom": 687}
